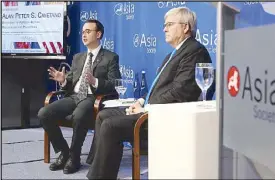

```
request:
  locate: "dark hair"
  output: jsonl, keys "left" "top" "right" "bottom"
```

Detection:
{"left": 85, "top": 19, "right": 104, "bottom": 39}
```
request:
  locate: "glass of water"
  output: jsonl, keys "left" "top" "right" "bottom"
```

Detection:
{"left": 195, "top": 63, "right": 214, "bottom": 101}
{"left": 115, "top": 79, "right": 127, "bottom": 100}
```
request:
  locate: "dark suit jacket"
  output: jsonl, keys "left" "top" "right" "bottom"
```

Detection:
{"left": 62, "top": 48, "right": 121, "bottom": 96}
{"left": 148, "top": 37, "right": 212, "bottom": 104}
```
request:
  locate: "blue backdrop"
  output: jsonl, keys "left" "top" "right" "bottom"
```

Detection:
{"left": 65, "top": 2, "right": 217, "bottom": 98}
{"left": 52, "top": 2, "right": 275, "bottom": 99}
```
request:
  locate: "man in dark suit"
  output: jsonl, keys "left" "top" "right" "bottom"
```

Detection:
{"left": 86, "top": 7, "right": 212, "bottom": 179}
{"left": 37, "top": 19, "right": 121, "bottom": 174}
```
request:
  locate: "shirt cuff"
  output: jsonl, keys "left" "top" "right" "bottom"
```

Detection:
{"left": 92, "top": 78, "right": 98, "bottom": 89}
{"left": 144, "top": 105, "right": 149, "bottom": 112}
{"left": 140, "top": 108, "right": 146, "bottom": 113}
{"left": 59, "top": 79, "right": 67, "bottom": 87}
{"left": 137, "top": 98, "right": 145, "bottom": 107}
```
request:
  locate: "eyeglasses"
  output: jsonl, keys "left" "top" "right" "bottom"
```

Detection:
{"left": 81, "top": 29, "right": 97, "bottom": 35}
{"left": 163, "top": 22, "right": 187, "bottom": 29}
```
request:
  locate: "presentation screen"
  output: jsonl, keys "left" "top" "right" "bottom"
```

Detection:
{"left": 2, "top": 1, "right": 66, "bottom": 57}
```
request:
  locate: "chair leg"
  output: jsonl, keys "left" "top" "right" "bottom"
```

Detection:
{"left": 132, "top": 148, "right": 140, "bottom": 180}
{"left": 44, "top": 131, "right": 50, "bottom": 163}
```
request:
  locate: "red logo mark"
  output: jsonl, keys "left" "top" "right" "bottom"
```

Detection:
{"left": 227, "top": 66, "right": 240, "bottom": 97}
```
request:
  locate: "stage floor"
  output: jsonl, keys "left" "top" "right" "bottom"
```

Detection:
{"left": 2, "top": 127, "right": 148, "bottom": 179}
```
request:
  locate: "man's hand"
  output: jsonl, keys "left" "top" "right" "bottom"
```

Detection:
{"left": 48, "top": 66, "right": 66, "bottom": 83}
{"left": 126, "top": 101, "right": 144, "bottom": 115}
{"left": 86, "top": 72, "right": 96, "bottom": 86}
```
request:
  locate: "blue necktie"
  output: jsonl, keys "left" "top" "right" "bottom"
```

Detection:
{"left": 144, "top": 49, "right": 177, "bottom": 105}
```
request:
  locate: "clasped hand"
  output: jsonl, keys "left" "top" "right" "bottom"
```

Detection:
{"left": 125, "top": 101, "right": 144, "bottom": 115}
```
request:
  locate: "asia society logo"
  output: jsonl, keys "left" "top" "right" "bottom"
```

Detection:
{"left": 228, "top": 66, "right": 275, "bottom": 105}
{"left": 195, "top": 29, "right": 217, "bottom": 54}
{"left": 114, "top": 2, "right": 134, "bottom": 20}
{"left": 120, "top": 65, "right": 134, "bottom": 85}
{"left": 231, "top": 65, "right": 275, "bottom": 123}
{"left": 80, "top": 10, "right": 97, "bottom": 22}
{"left": 157, "top": 1, "right": 186, "bottom": 8}
{"left": 133, "top": 34, "right": 157, "bottom": 54}
{"left": 133, "top": 34, "right": 140, "bottom": 47}
{"left": 243, "top": 1, "right": 260, "bottom": 6}
{"left": 227, "top": 66, "right": 240, "bottom": 97}
{"left": 101, "top": 37, "right": 114, "bottom": 52}
{"left": 67, "top": 2, "right": 74, "bottom": 5}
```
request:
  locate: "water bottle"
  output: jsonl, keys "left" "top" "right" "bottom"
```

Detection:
{"left": 140, "top": 71, "right": 148, "bottom": 97}
{"left": 133, "top": 72, "right": 140, "bottom": 100}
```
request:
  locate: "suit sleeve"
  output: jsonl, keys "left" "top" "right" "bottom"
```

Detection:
{"left": 156, "top": 48, "right": 212, "bottom": 104}
{"left": 60, "top": 54, "right": 77, "bottom": 92}
{"left": 94, "top": 54, "right": 121, "bottom": 94}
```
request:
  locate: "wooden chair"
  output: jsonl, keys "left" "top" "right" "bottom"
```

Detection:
{"left": 132, "top": 112, "right": 148, "bottom": 179}
{"left": 43, "top": 90, "right": 117, "bottom": 163}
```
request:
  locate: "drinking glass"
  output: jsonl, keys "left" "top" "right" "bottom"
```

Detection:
{"left": 115, "top": 79, "right": 127, "bottom": 100}
{"left": 195, "top": 63, "right": 214, "bottom": 101}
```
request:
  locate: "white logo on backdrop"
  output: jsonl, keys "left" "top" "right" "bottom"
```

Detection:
{"left": 80, "top": 10, "right": 98, "bottom": 22}
{"left": 101, "top": 37, "right": 114, "bottom": 52}
{"left": 195, "top": 29, "right": 217, "bottom": 54}
{"left": 114, "top": 3, "right": 124, "bottom": 16}
{"left": 120, "top": 65, "right": 134, "bottom": 85}
{"left": 114, "top": 2, "right": 134, "bottom": 20}
{"left": 243, "top": 1, "right": 260, "bottom": 6}
{"left": 80, "top": 11, "right": 89, "bottom": 22}
{"left": 133, "top": 34, "right": 140, "bottom": 47}
{"left": 157, "top": 1, "right": 186, "bottom": 8}
{"left": 132, "top": 33, "right": 157, "bottom": 54}
{"left": 67, "top": 1, "right": 74, "bottom": 5}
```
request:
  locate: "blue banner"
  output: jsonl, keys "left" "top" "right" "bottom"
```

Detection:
{"left": 62, "top": 2, "right": 275, "bottom": 99}
{"left": 65, "top": 2, "right": 217, "bottom": 98}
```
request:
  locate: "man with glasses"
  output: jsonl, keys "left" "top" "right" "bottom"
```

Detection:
{"left": 86, "top": 7, "right": 212, "bottom": 179}
{"left": 38, "top": 19, "right": 121, "bottom": 174}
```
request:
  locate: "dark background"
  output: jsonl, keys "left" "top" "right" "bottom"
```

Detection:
{"left": 2, "top": 58, "right": 63, "bottom": 129}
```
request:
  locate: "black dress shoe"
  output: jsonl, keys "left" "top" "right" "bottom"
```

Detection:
{"left": 49, "top": 151, "right": 69, "bottom": 171}
{"left": 63, "top": 156, "right": 81, "bottom": 174}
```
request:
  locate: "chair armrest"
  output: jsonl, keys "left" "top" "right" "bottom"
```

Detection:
{"left": 94, "top": 93, "right": 119, "bottom": 115}
{"left": 44, "top": 90, "right": 66, "bottom": 106}
{"left": 133, "top": 113, "right": 148, "bottom": 155}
